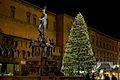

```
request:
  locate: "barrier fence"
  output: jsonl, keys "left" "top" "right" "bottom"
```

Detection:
{"left": 0, "top": 76, "right": 85, "bottom": 80}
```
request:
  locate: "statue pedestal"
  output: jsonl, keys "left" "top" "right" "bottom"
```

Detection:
{"left": 26, "top": 55, "right": 58, "bottom": 76}
{"left": 26, "top": 58, "right": 41, "bottom": 76}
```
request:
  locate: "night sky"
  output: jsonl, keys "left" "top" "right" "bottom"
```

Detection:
{"left": 25, "top": 0, "right": 120, "bottom": 39}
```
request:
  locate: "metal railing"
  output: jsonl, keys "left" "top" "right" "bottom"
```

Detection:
{"left": 0, "top": 76, "right": 85, "bottom": 80}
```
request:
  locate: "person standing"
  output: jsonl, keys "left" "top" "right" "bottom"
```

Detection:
{"left": 92, "top": 73, "right": 95, "bottom": 80}
{"left": 105, "top": 74, "right": 110, "bottom": 80}
{"left": 112, "top": 75, "right": 117, "bottom": 80}
{"left": 86, "top": 73, "right": 91, "bottom": 80}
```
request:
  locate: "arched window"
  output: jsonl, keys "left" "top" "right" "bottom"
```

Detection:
{"left": 38, "top": 48, "right": 40, "bottom": 56}
{"left": 32, "top": 47, "right": 34, "bottom": 57}
{"left": 37, "top": 48, "right": 40, "bottom": 56}
{"left": 10, "top": 6, "right": 16, "bottom": 19}
{"left": 27, "top": 51, "right": 30, "bottom": 57}
{"left": 22, "top": 50, "right": 25, "bottom": 58}
{"left": 15, "top": 41, "right": 18, "bottom": 47}
{"left": 33, "top": 14, "right": 37, "bottom": 25}
{"left": 26, "top": 12, "right": 31, "bottom": 24}
{"left": 0, "top": 48, "right": 2, "bottom": 56}
{"left": 11, "top": 49, "right": 15, "bottom": 57}
{"left": 35, "top": 48, "right": 37, "bottom": 56}
{"left": 4, "top": 48, "right": 9, "bottom": 57}
{"left": 17, "top": 50, "right": 20, "bottom": 58}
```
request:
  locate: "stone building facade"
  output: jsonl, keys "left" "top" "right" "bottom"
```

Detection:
{"left": 56, "top": 13, "right": 120, "bottom": 67}
{"left": 0, "top": 0, "right": 61, "bottom": 75}
{"left": 0, "top": 0, "right": 120, "bottom": 76}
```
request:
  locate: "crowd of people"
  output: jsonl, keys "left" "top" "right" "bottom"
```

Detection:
{"left": 85, "top": 73, "right": 117, "bottom": 80}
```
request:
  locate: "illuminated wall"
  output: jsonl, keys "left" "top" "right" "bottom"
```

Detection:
{"left": 0, "top": 0, "right": 61, "bottom": 74}
{"left": 0, "top": 0, "right": 56, "bottom": 44}
{"left": 0, "top": 0, "right": 119, "bottom": 71}
{"left": 56, "top": 14, "right": 119, "bottom": 66}
{"left": 88, "top": 27, "right": 119, "bottom": 65}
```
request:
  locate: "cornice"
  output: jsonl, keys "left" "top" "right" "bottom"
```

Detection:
{"left": 63, "top": 13, "right": 74, "bottom": 19}
{"left": 11, "top": 0, "right": 56, "bottom": 16}
{"left": 0, "top": 13, "right": 38, "bottom": 27}
{"left": 88, "top": 27, "right": 120, "bottom": 42}
{"left": 0, "top": 32, "right": 31, "bottom": 41}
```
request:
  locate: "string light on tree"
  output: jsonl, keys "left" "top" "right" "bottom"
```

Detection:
{"left": 61, "top": 12, "right": 96, "bottom": 77}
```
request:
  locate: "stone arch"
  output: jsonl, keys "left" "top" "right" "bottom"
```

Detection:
{"left": 15, "top": 41, "right": 18, "bottom": 47}
{"left": 17, "top": 50, "right": 20, "bottom": 58}
{"left": 4, "top": 48, "right": 9, "bottom": 57}
{"left": 35, "top": 48, "right": 37, "bottom": 56}
{"left": 22, "top": 50, "right": 25, "bottom": 58}
{"left": 0, "top": 47, "right": 2, "bottom": 56}
{"left": 0, "top": 47, "right": 4, "bottom": 55}
{"left": 37, "top": 48, "right": 40, "bottom": 56}
{"left": 46, "top": 47, "right": 50, "bottom": 57}
{"left": 35, "top": 47, "right": 40, "bottom": 56}
{"left": 10, "top": 49, "right": 15, "bottom": 57}
{"left": 32, "top": 47, "right": 34, "bottom": 57}
{"left": 27, "top": 51, "right": 30, "bottom": 57}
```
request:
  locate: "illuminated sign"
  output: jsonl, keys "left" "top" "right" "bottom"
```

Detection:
{"left": 21, "top": 61, "right": 26, "bottom": 64}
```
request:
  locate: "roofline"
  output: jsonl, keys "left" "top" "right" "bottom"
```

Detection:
{"left": 88, "top": 27, "right": 120, "bottom": 41}
{"left": 11, "top": 0, "right": 56, "bottom": 16}
{"left": 63, "top": 13, "right": 74, "bottom": 19}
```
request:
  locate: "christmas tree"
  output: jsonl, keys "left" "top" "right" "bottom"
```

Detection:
{"left": 61, "top": 12, "right": 96, "bottom": 77}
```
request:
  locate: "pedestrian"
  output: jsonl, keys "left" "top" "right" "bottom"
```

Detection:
{"left": 92, "top": 73, "right": 95, "bottom": 80}
{"left": 105, "top": 74, "right": 110, "bottom": 80}
{"left": 86, "top": 73, "right": 91, "bottom": 80}
{"left": 112, "top": 75, "right": 117, "bottom": 80}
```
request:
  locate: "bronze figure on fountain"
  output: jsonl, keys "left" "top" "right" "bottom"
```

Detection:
{"left": 38, "top": 6, "right": 47, "bottom": 43}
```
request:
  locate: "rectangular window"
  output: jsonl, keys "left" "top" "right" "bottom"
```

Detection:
{"left": 22, "top": 50, "right": 25, "bottom": 58}
{"left": 33, "top": 14, "right": 37, "bottom": 25}
{"left": 7, "top": 64, "right": 14, "bottom": 74}
{"left": 25, "top": 42, "right": 27, "bottom": 48}
{"left": 100, "top": 41, "right": 102, "bottom": 48}
{"left": 103, "top": 42, "right": 105, "bottom": 48}
{"left": 103, "top": 52, "right": 105, "bottom": 58}
{"left": 96, "top": 39, "right": 98, "bottom": 46}
{"left": 15, "top": 64, "right": 20, "bottom": 71}
{"left": 26, "top": 12, "right": 31, "bottom": 24}
{"left": 115, "top": 47, "right": 116, "bottom": 51}
{"left": 110, "top": 45, "right": 111, "bottom": 50}
{"left": 17, "top": 50, "right": 20, "bottom": 58}
{"left": 33, "top": 17, "right": 36, "bottom": 25}
{"left": 106, "top": 43, "right": 108, "bottom": 49}
{"left": 112, "top": 46, "right": 114, "bottom": 51}
{"left": 10, "top": 6, "right": 16, "bottom": 19}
